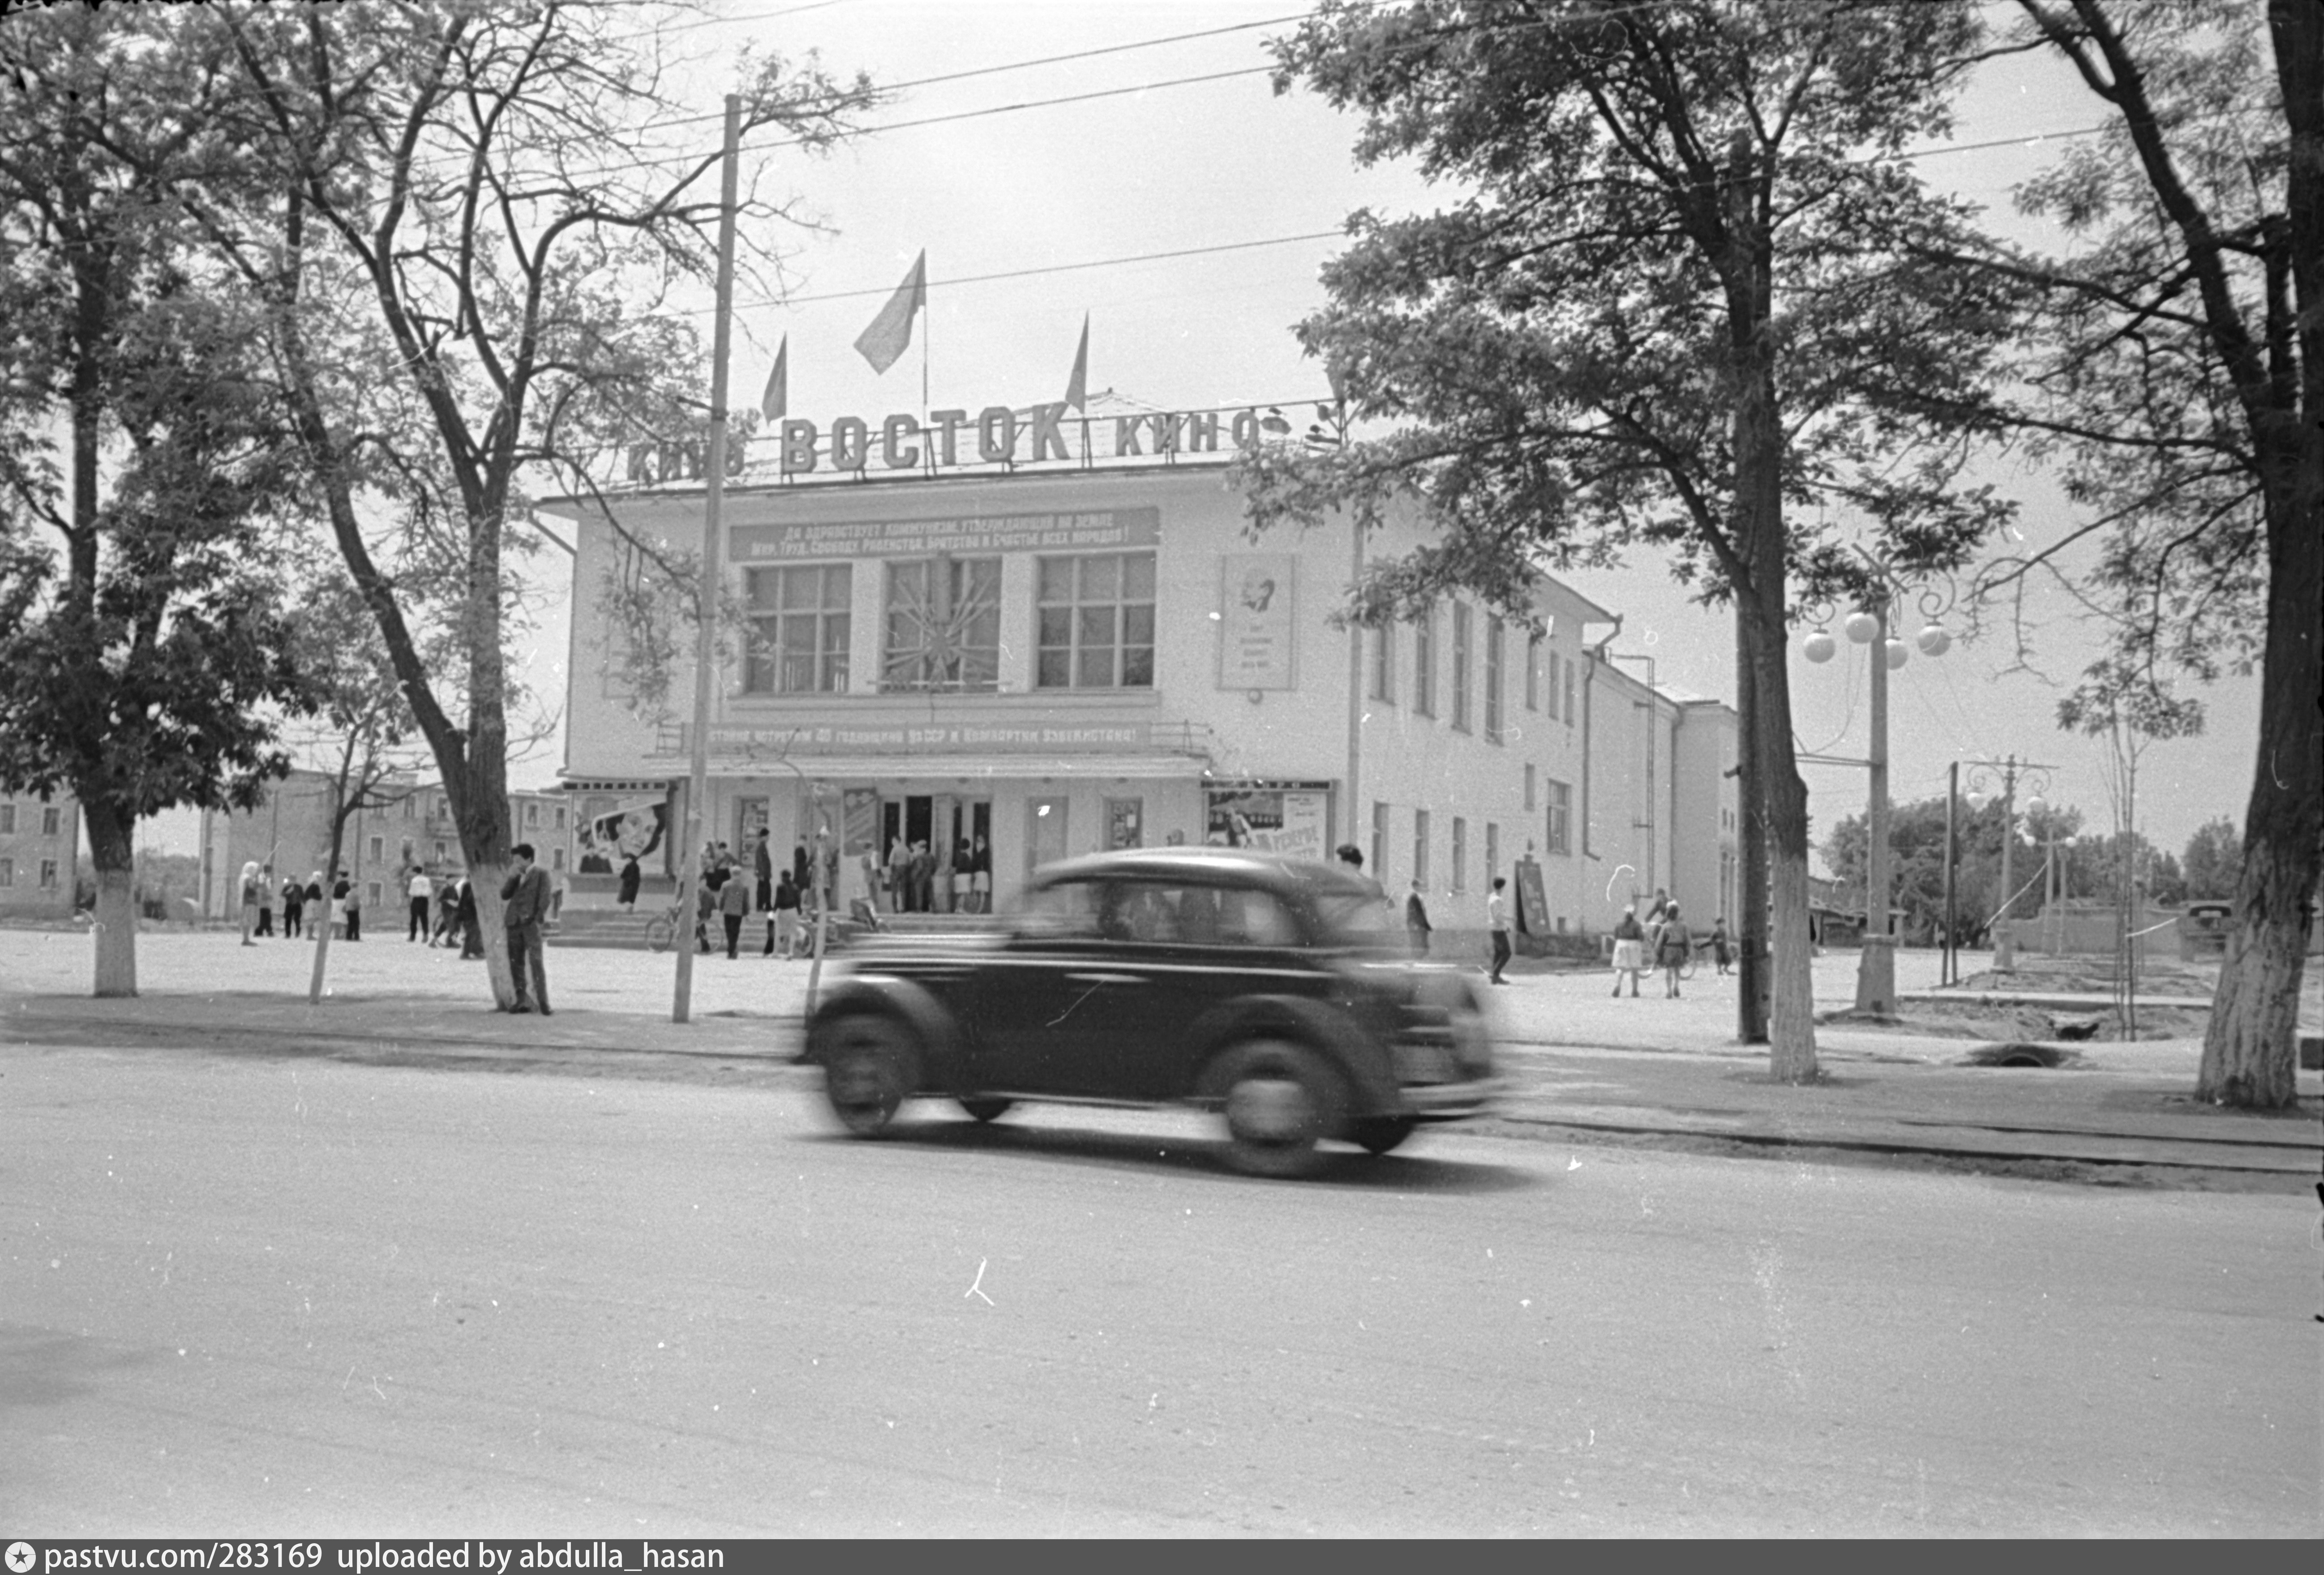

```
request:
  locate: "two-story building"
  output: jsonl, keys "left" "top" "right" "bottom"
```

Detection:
{"left": 0, "top": 788, "right": 80, "bottom": 920}
{"left": 538, "top": 401, "right": 1738, "bottom": 946}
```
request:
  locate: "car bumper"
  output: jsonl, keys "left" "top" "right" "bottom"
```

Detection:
{"left": 1397, "top": 1075, "right": 1508, "bottom": 1121}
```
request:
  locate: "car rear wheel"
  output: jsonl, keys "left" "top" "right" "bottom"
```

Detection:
{"left": 1351, "top": 1116, "right": 1416, "bottom": 1156}
{"left": 819, "top": 1014, "right": 918, "bottom": 1136}
{"left": 1213, "top": 1038, "right": 1342, "bottom": 1178}
{"left": 958, "top": 1096, "right": 1013, "bottom": 1123}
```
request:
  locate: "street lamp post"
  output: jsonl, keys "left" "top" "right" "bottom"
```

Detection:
{"left": 1799, "top": 555, "right": 1957, "bottom": 1016}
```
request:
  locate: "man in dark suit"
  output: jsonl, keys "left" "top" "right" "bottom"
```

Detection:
{"left": 500, "top": 843, "right": 552, "bottom": 1014}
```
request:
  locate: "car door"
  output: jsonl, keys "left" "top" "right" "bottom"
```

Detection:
{"left": 969, "top": 875, "right": 1204, "bottom": 1100}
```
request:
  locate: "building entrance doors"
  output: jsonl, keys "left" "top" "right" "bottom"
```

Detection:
{"left": 876, "top": 794, "right": 991, "bottom": 912}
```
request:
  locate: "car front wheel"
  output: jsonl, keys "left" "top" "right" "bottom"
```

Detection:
{"left": 1351, "top": 1116, "right": 1417, "bottom": 1156}
{"left": 819, "top": 1014, "right": 918, "bottom": 1136}
{"left": 1213, "top": 1038, "right": 1342, "bottom": 1178}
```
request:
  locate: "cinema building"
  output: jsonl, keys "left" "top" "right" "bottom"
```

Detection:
{"left": 538, "top": 401, "right": 1738, "bottom": 944}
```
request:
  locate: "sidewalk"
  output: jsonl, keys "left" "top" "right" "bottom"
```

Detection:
{"left": 4, "top": 925, "right": 2317, "bottom": 1187}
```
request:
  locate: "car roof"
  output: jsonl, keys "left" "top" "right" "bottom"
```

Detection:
{"left": 1030, "top": 847, "right": 1376, "bottom": 899}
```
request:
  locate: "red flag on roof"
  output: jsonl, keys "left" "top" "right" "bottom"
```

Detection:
{"left": 854, "top": 252, "right": 926, "bottom": 376}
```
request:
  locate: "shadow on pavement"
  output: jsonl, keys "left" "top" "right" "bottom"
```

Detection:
{"left": 798, "top": 1112, "right": 1545, "bottom": 1194}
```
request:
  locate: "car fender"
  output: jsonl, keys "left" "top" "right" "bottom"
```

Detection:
{"left": 807, "top": 975, "right": 966, "bottom": 1089}
{"left": 1186, "top": 993, "right": 1398, "bottom": 1117}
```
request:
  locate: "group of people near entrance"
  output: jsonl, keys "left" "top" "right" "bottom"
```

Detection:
{"left": 645, "top": 828, "right": 998, "bottom": 962}
{"left": 1610, "top": 890, "right": 1731, "bottom": 998}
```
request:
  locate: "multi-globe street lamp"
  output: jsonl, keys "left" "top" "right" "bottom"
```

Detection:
{"left": 1799, "top": 553, "right": 1959, "bottom": 1015}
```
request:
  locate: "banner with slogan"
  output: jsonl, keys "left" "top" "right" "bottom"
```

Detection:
{"left": 697, "top": 721, "right": 1171, "bottom": 757}
{"left": 731, "top": 507, "right": 1159, "bottom": 563}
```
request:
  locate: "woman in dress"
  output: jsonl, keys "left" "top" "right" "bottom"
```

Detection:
{"left": 1610, "top": 906, "right": 1647, "bottom": 998}
{"left": 238, "top": 863, "right": 262, "bottom": 946}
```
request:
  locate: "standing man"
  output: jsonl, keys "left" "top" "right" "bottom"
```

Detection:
{"left": 718, "top": 863, "right": 750, "bottom": 959}
{"left": 753, "top": 828, "right": 773, "bottom": 917}
{"left": 407, "top": 866, "right": 434, "bottom": 942}
{"left": 500, "top": 843, "right": 552, "bottom": 1014}
{"left": 1485, "top": 876, "right": 1511, "bottom": 986}
{"left": 1405, "top": 879, "right": 1432, "bottom": 958}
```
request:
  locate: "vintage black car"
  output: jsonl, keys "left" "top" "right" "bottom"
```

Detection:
{"left": 802, "top": 847, "right": 1501, "bottom": 1176}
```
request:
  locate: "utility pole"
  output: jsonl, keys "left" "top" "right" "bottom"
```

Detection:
{"left": 1942, "top": 760, "right": 1958, "bottom": 987}
{"left": 672, "top": 94, "right": 743, "bottom": 1025}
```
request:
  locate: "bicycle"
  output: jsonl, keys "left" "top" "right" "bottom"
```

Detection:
{"left": 643, "top": 897, "right": 700, "bottom": 954}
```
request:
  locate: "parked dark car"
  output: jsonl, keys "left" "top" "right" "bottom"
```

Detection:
{"left": 803, "top": 847, "right": 1502, "bottom": 1176}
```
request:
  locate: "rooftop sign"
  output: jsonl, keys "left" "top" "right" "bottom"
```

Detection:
{"left": 623, "top": 402, "right": 1310, "bottom": 488}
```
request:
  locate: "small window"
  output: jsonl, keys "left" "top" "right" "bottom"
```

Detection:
{"left": 1451, "top": 816, "right": 1468, "bottom": 895}
{"left": 41, "top": 806, "right": 61, "bottom": 837}
{"left": 368, "top": 836, "right": 383, "bottom": 862}
{"left": 1485, "top": 615, "right": 1505, "bottom": 744}
{"left": 1486, "top": 822, "right": 1500, "bottom": 887}
{"left": 1413, "top": 809, "right": 1431, "bottom": 889}
{"left": 40, "top": 857, "right": 59, "bottom": 888}
{"left": 555, "top": 807, "right": 567, "bottom": 830}
{"left": 1563, "top": 661, "right": 1576, "bottom": 726}
{"left": 402, "top": 797, "right": 416, "bottom": 820}
{"left": 1412, "top": 606, "right": 1436, "bottom": 718}
{"left": 1547, "top": 780, "right": 1573, "bottom": 856}
{"left": 550, "top": 848, "right": 566, "bottom": 872}
{"left": 1525, "top": 763, "right": 1537, "bottom": 812}
{"left": 0, "top": 856, "right": 13, "bottom": 886}
{"left": 0, "top": 803, "right": 13, "bottom": 835}
{"left": 526, "top": 803, "right": 540, "bottom": 827}
{"left": 1370, "top": 625, "right": 1394, "bottom": 704}
{"left": 1526, "top": 633, "right": 1542, "bottom": 711}
{"left": 1451, "top": 604, "right": 1472, "bottom": 732}
{"left": 1371, "top": 801, "right": 1390, "bottom": 884}
{"left": 434, "top": 841, "right": 447, "bottom": 862}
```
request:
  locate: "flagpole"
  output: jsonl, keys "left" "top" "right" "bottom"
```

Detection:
{"left": 673, "top": 93, "right": 743, "bottom": 1025}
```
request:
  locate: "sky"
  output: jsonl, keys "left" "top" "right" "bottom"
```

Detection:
{"left": 134, "top": 0, "right": 2264, "bottom": 864}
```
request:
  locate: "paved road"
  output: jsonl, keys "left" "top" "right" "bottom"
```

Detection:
{"left": 5, "top": 1040, "right": 2314, "bottom": 1536}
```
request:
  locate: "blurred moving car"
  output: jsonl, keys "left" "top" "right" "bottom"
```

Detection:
{"left": 803, "top": 847, "right": 1501, "bottom": 1176}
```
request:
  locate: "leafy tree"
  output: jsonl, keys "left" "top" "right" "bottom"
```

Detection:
{"left": 1959, "top": 0, "right": 2319, "bottom": 1106}
{"left": 1254, "top": 0, "right": 2019, "bottom": 1080}
{"left": 180, "top": 0, "right": 875, "bottom": 1008}
{"left": 0, "top": 7, "right": 317, "bottom": 996}
{"left": 2180, "top": 815, "right": 2243, "bottom": 900}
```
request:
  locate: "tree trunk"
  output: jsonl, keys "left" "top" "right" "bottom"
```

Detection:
{"left": 2197, "top": 424, "right": 2322, "bottom": 1106}
{"left": 83, "top": 801, "right": 137, "bottom": 997}
{"left": 1747, "top": 592, "right": 1819, "bottom": 1083}
{"left": 472, "top": 856, "right": 517, "bottom": 1009}
{"left": 1735, "top": 603, "right": 1770, "bottom": 1044}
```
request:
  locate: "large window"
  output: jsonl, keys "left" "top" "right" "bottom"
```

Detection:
{"left": 1485, "top": 615, "right": 1505, "bottom": 744}
{"left": 1038, "top": 552, "right": 1154, "bottom": 689}
{"left": 1563, "top": 659, "right": 1576, "bottom": 726}
{"left": 1486, "top": 822, "right": 1500, "bottom": 887}
{"left": 1547, "top": 779, "right": 1572, "bottom": 855}
{"left": 1412, "top": 605, "right": 1436, "bottom": 717}
{"left": 1451, "top": 816, "right": 1468, "bottom": 894}
{"left": 1413, "top": 809, "right": 1430, "bottom": 888}
{"left": 884, "top": 555, "right": 1000, "bottom": 692}
{"left": 1526, "top": 633, "right": 1542, "bottom": 711}
{"left": 746, "top": 564, "right": 852, "bottom": 694}
{"left": 1372, "top": 800, "right": 1389, "bottom": 882}
{"left": 1451, "top": 603, "right": 1472, "bottom": 732}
